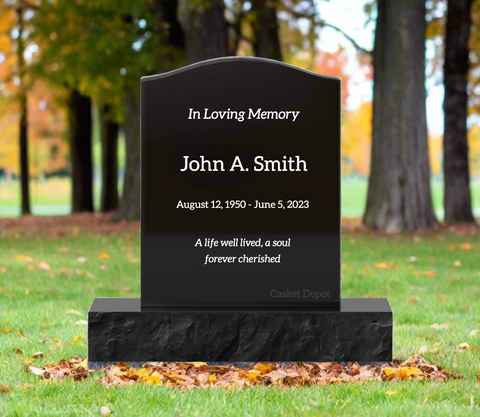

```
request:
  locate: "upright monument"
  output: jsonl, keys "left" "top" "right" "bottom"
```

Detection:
{"left": 88, "top": 57, "right": 392, "bottom": 366}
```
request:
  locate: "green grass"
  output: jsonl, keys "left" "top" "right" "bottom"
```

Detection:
{"left": 0, "top": 231, "right": 479, "bottom": 416}
{"left": 2, "top": 177, "right": 480, "bottom": 218}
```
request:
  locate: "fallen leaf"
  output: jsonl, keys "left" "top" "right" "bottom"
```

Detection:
{"left": 0, "top": 385, "right": 10, "bottom": 393}
{"left": 77, "top": 257, "right": 87, "bottom": 263}
{"left": 469, "top": 329, "right": 479, "bottom": 337}
{"left": 58, "top": 247, "right": 70, "bottom": 254}
{"left": 188, "top": 362, "right": 207, "bottom": 367}
{"left": 66, "top": 309, "right": 83, "bottom": 316}
{"left": 437, "top": 295, "right": 447, "bottom": 301}
{"left": 457, "top": 342, "right": 470, "bottom": 350}
{"left": 454, "top": 260, "right": 462, "bottom": 267}
{"left": 75, "top": 320, "right": 88, "bottom": 326}
{"left": 98, "top": 253, "right": 110, "bottom": 260}
{"left": 408, "top": 256, "right": 417, "bottom": 262}
{"left": 418, "top": 346, "right": 428, "bottom": 354}
{"left": 424, "top": 271, "right": 436, "bottom": 277}
{"left": 430, "top": 323, "right": 440, "bottom": 330}
{"left": 14, "top": 255, "right": 33, "bottom": 263}
{"left": 460, "top": 243, "right": 471, "bottom": 251}
{"left": 1, "top": 327, "right": 11, "bottom": 333}
{"left": 385, "top": 391, "right": 397, "bottom": 397}
{"left": 72, "top": 335, "right": 82, "bottom": 344}
{"left": 247, "top": 370, "right": 262, "bottom": 381}
{"left": 408, "top": 297, "right": 420, "bottom": 303}
{"left": 99, "top": 265, "right": 109, "bottom": 271}
{"left": 440, "top": 323, "right": 453, "bottom": 329}
{"left": 100, "top": 406, "right": 111, "bottom": 416}
{"left": 29, "top": 366, "right": 46, "bottom": 377}
{"left": 37, "top": 262, "right": 51, "bottom": 271}
{"left": 42, "top": 338, "right": 67, "bottom": 348}
{"left": 32, "top": 352, "right": 44, "bottom": 359}
{"left": 375, "top": 262, "right": 397, "bottom": 270}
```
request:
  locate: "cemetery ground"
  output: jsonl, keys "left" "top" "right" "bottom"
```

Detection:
{"left": 0, "top": 216, "right": 479, "bottom": 416}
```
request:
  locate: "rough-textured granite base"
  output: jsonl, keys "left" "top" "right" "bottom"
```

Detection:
{"left": 88, "top": 298, "right": 392, "bottom": 368}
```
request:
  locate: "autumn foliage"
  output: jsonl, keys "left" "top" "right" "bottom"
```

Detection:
{"left": 25, "top": 355, "right": 456, "bottom": 390}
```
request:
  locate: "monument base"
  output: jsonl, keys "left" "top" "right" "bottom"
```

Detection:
{"left": 88, "top": 298, "right": 392, "bottom": 369}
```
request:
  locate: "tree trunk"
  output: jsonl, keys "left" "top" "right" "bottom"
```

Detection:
{"left": 100, "top": 104, "right": 119, "bottom": 212}
{"left": 114, "top": 81, "right": 141, "bottom": 221}
{"left": 178, "top": 0, "right": 229, "bottom": 64}
{"left": 68, "top": 89, "right": 93, "bottom": 213}
{"left": 150, "top": 0, "right": 185, "bottom": 72}
{"left": 251, "top": 0, "right": 282, "bottom": 61}
{"left": 443, "top": 0, "right": 475, "bottom": 223}
{"left": 114, "top": 3, "right": 185, "bottom": 221}
{"left": 363, "top": 0, "right": 437, "bottom": 232}
{"left": 17, "top": 5, "right": 30, "bottom": 215}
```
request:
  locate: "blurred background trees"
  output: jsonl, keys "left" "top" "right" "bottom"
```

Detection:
{"left": 0, "top": 0, "right": 479, "bottom": 231}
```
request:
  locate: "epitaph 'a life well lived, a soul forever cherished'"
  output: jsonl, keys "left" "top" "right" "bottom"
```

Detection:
{"left": 88, "top": 57, "right": 393, "bottom": 366}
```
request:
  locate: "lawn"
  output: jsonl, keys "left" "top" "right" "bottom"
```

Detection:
{"left": 0, "top": 224, "right": 479, "bottom": 416}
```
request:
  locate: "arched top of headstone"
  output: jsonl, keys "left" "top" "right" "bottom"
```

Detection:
{"left": 141, "top": 56, "right": 341, "bottom": 84}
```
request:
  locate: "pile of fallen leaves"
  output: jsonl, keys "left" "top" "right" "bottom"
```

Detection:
{"left": 26, "top": 355, "right": 456, "bottom": 390}
{"left": 28, "top": 357, "right": 92, "bottom": 381}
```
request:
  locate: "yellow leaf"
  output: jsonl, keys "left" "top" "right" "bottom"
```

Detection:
{"left": 72, "top": 334, "right": 82, "bottom": 344}
{"left": 454, "top": 260, "right": 461, "bottom": 267}
{"left": 143, "top": 371, "right": 162, "bottom": 385}
{"left": 209, "top": 374, "right": 217, "bottom": 382}
{"left": 73, "top": 359, "right": 88, "bottom": 369}
{"left": 14, "top": 255, "right": 33, "bottom": 263}
{"left": 385, "top": 391, "right": 397, "bottom": 397}
{"left": 99, "top": 253, "right": 110, "bottom": 260}
{"left": 188, "top": 362, "right": 207, "bottom": 367}
{"left": 1, "top": 328, "right": 10, "bottom": 333}
{"left": 383, "top": 368, "right": 396, "bottom": 376}
{"left": 457, "top": 342, "right": 470, "bottom": 350}
{"left": 254, "top": 363, "right": 275, "bottom": 374}
{"left": 397, "top": 367, "right": 423, "bottom": 380}
{"left": 424, "top": 271, "right": 436, "bottom": 277}
{"left": 460, "top": 243, "right": 471, "bottom": 251}
{"left": 137, "top": 368, "right": 150, "bottom": 377}
{"left": 247, "top": 370, "right": 262, "bottom": 381}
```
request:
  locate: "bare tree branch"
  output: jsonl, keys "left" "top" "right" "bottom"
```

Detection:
{"left": 317, "top": 21, "right": 372, "bottom": 55}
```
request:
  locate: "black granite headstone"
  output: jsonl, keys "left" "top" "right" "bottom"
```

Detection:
{"left": 141, "top": 56, "right": 340, "bottom": 311}
{"left": 88, "top": 57, "right": 392, "bottom": 367}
